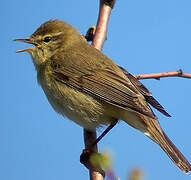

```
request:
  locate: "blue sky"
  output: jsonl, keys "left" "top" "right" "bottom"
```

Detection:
{"left": 2, "top": 0, "right": 191, "bottom": 180}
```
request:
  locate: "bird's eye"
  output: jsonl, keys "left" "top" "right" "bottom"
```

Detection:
{"left": 43, "top": 36, "right": 52, "bottom": 43}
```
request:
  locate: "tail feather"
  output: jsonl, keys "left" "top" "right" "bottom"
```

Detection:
{"left": 147, "top": 118, "right": 191, "bottom": 173}
{"left": 123, "top": 112, "right": 191, "bottom": 173}
{"left": 160, "top": 131, "right": 191, "bottom": 173}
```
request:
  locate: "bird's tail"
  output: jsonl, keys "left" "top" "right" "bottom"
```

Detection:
{"left": 146, "top": 117, "right": 191, "bottom": 173}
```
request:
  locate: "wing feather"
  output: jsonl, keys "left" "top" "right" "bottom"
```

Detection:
{"left": 119, "top": 66, "right": 171, "bottom": 117}
{"left": 51, "top": 59, "right": 156, "bottom": 119}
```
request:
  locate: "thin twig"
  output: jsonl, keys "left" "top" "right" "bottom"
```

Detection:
{"left": 92, "top": 1, "right": 112, "bottom": 50}
{"left": 134, "top": 69, "right": 191, "bottom": 80}
{"left": 83, "top": 1, "right": 116, "bottom": 180}
{"left": 83, "top": 1, "right": 191, "bottom": 180}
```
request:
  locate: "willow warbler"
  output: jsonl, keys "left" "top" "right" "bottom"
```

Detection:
{"left": 15, "top": 20, "right": 191, "bottom": 173}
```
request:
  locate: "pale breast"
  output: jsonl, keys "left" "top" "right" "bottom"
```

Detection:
{"left": 38, "top": 68, "right": 116, "bottom": 130}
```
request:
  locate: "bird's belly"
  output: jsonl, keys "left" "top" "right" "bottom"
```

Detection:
{"left": 41, "top": 79, "right": 115, "bottom": 130}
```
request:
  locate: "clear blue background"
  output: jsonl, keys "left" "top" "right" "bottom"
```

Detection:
{"left": 1, "top": 0, "right": 191, "bottom": 179}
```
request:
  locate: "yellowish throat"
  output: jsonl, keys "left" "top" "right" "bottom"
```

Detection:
{"left": 15, "top": 20, "right": 191, "bottom": 173}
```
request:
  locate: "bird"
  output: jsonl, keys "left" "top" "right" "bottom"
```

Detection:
{"left": 15, "top": 19, "right": 191, "bottom": 173}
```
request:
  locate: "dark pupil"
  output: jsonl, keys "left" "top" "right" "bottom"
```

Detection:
{"left": 44, "top": 36, "right": 51, "bottom": 42}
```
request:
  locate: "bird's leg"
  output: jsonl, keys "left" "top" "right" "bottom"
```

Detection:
{"left": 91, "top": 120, "right": 118, "bottom": 147}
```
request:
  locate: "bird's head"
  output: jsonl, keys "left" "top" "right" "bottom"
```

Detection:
{"left": 15, "top": 20, "right": 85, "bottom": 67}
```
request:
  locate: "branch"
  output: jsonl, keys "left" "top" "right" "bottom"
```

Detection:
{"left": 91, "top": 0, "right": 113, "bottom": 50}
{"left": 83, "top": 1, "right": 116, "bottom": 180}
{"left": 82, "top": 1, "right": 190, "bottom": 180}
{"left": 134, "top": 69, "right": 191, "bottom": 80}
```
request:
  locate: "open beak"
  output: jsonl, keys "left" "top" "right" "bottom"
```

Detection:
{"left": 14, "top": 38, "right": 37, "bottom": 53}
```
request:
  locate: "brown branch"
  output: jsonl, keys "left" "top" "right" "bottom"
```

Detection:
{"left": 134, "top": 69, "right": 191, "bottom": 80}
{"left": 82, "top": 1, "right": 190, "bottom": 180}
{"left": 83, "top": 1, "right": 116, "bottom": 180}
{"left": 92, "top": 1, "right": 112, "bottom": 50}
{"left": 83, "top": 131, "right": 105, "bottom": 180}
